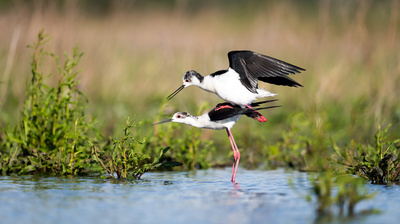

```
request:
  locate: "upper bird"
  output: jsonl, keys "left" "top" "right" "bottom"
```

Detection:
{"left": 167, "top": 50, "right": 305, "bottom": 121}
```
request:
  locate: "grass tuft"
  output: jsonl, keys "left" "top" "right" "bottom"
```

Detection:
{"left": 91, "top": 116, "right": 182, "bottom": 179}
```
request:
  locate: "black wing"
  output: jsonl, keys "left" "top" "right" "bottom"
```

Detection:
{"left": 208, "top": 101, "right": 280, "bottom": 121}
{"left": 228, "top": 51, "right": 305, "bottom": 93}
{"left": 208, "top": 103, "right": 243, "bottom": 121}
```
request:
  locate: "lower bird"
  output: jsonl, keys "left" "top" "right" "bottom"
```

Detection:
{"left": 153, "top": 100, "right": 280, "bottom": 183}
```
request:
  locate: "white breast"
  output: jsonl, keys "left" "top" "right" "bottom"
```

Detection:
{"left": 193, "top": 113, "right": 241, "bottom": 130}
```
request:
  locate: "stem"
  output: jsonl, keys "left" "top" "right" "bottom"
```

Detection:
{"left": 69, "top": 118, "right": 79, "bottom": 173}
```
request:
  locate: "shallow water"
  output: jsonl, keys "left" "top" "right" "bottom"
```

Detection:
{"left": 0, "top": 168, "right": 399, "bottom": 224}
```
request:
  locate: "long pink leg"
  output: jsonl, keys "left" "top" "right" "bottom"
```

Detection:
{"left": 226, "top": 129, "right": 240, "bottom": 183}
{"left": 246, "top": 104, "right": 267, "bottom": 122}
{"left": 226, "top": 129, "right": 236, "bottom": 181}
{"left": 230, "top": 130, "right": 240, "bottom": 183}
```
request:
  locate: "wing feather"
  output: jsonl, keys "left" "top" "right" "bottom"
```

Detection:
{"left": 228, "top": 51, "right": 305, "bottom": 91}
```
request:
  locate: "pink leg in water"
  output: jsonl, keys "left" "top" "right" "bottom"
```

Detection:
{"left": 246, "top": 104, "right": 267, "bottom": 122}
{"left": 226, "top": 130, "right": 236, "bottom": 182}
{"left": 226, "top": 129, "right": 240, "bottom": 183}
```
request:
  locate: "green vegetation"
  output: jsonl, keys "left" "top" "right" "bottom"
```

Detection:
{"left": 0, "top": 31, "right": 180, "bottom": 178}
{"left": 0, "top": 1, "right": 400, "bottom": 219}
{"left": 333, "top": 124, "right": 400, "bottom": 184}
{"left": 92, "top": 117, "right": 182, "bottom": 179}
{"left": 0, "top": 31, "right": 97, "bottom": 175}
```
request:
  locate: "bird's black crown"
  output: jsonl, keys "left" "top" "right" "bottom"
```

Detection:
{"left": 184, "top": 70, "right": 204, "bottom": 83}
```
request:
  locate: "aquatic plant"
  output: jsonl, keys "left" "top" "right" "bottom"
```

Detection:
{"left": 332, "top": 124, "right": 400, "bottom": 184}
{"left": 279, "top": 106, "right": 377, "bottom": 217}
{"left": 0, "top": 30, "right": 99, "bottom": 175}
{"left": 91, "top": 117, "right": 182, "bottom": 179}
{"left": 306, "top": 139, "right": 375, "bottom": 217}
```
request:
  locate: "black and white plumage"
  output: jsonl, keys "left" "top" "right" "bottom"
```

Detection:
{"left": 154, "top": 100, "right": 280, "bottom": 183}
{"left": 167, "top": 50, "right": 305, "bottom": 107}
{"left": 227, "top": 51, "right": 304, "bottom": 91}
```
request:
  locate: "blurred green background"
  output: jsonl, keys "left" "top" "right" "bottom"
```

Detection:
{"left": 1, "top": 0, "right": 399, "bottom": 163}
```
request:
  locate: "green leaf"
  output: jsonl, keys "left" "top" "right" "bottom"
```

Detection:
{"left": 161, "top": 161, "right": 183, "bottom": 169}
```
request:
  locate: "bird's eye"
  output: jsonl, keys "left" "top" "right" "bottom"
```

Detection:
{"left": 185, "top": 79, "right": 189, "bottom": 82}
{"left": 177, "top": 115, "right": 181, "bottom": 118}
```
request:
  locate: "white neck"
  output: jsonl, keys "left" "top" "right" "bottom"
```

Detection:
{"left": 182, "top": 116, "right": 202, "bottom": 128}
{"left": 197, "top": 76, "right": 216, "bottom": 93}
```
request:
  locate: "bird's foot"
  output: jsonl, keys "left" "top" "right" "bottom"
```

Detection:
{"left": 215, "top": 104, "right": 233, "bottom": 111}
{"left": 246, "top": 104, "right": 267, "bottom": 122}
{"left": 255, "top": 114, "right": 267, "bottom": 122}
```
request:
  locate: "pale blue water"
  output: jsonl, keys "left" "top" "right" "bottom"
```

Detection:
{"left": 0, "top": 169, "right": 399, "bottom": 224}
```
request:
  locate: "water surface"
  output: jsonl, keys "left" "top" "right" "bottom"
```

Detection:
{"left": 1, "top": 169, "right": 399, "bottom": 224}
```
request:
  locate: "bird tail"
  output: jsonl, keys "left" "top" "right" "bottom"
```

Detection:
{"left": 244, "top": 99, "right": 281, "bottom": 121}
{"left": 249, "top": 99, "right": 279, "bottom": 107}
{"left": 256, "top": 89, "right": 278, "bottom": 98}
{"left": 254, "top": 105, "right": 281, "bottom": 111}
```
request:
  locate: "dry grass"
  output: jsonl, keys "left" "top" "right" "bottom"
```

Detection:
{"left": 1, "top": 1, "right": 399, "bottom": 141}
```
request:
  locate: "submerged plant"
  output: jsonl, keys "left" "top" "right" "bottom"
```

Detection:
{"left": 91, "top": 117, "right": 182, "bottom": 179}
{"left": 1, "top": 30, "right": 99, "bottom": 175}
{"left": 335, "top": 175, "right": 376, "bottom": 216}
{"left": 308, "top": 172, "right": 375, "bottom": 218}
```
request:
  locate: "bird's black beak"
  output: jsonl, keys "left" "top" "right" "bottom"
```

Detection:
{"left": 166, "top": 85, "right": 185, "bottom": 101}
{"left": 153, "top": 119, "right": 173, "bottom": 125}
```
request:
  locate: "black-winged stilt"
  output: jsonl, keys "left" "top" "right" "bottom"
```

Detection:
{"left": 167, "top": 50, "right": 304, "bottom": 122}
{"left": 153, "top": 100, "right": 280, "bottom": 183}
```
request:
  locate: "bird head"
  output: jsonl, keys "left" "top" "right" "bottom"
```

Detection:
{"left": 153, "top": 112, "right": 193, "bottom": 125}
{"left": 167, "top": 70, "right": 203, "bottom": 100}
{"left": 171, "top": 112, "right": 192, "bottom": 123}
{"left": 182, "top": 70, "right": 203, "bottom": 87}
